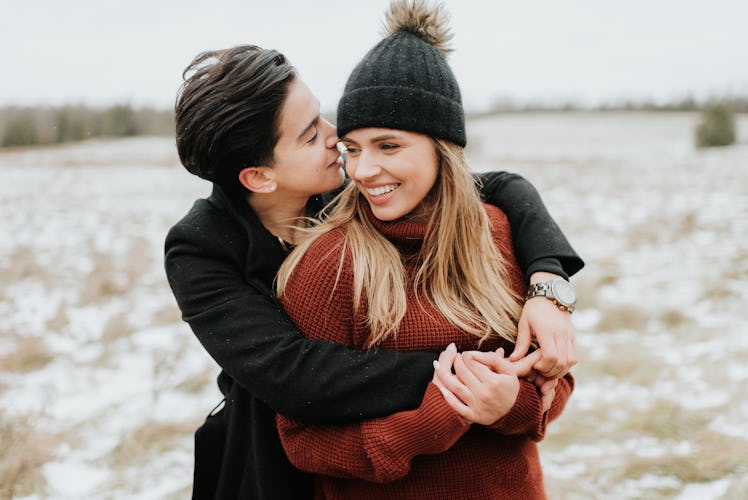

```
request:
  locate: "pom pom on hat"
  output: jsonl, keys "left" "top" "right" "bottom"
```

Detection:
{"left": 383, "top": 0, "right": 454, "bottom": 56}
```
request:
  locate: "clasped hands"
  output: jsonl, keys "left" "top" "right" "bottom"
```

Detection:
{"left": 432, "top": 290, "right": 576, "bottom": 425}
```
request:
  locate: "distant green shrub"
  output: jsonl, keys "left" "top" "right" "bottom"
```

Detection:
{"left": 2, "top": 109, "right": 41, "bottom": 147}
{"left": 695, "top": 103, "right": 736, "bottom": 148}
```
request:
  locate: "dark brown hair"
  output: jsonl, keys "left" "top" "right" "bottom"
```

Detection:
{"left": 175, "top": 45, "right": 295, "bottom": 189}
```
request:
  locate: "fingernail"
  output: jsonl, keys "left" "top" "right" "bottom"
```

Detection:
{"left": 447, "top": 342, "right": 457, "bottom": 352}
{"left": 433, "top": 360, "right": 440, "bottom": 370}
{"left": 497, "top": 348, "right": 505, "bottom": 358}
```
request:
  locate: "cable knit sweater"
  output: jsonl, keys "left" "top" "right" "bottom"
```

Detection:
{"left": 278, "top": 203, "right": 574, "bottom": 500}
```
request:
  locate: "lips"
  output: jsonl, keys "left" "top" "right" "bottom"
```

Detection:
{"left": 329, "top": 155, "right": 344, "bottom": 168}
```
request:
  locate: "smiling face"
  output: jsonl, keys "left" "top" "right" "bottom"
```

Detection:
{"left": 268, "top": 78, "right": 345, "bottom": 198}
{"left": 341, "top": 128, "right": 439, "bottom": 222}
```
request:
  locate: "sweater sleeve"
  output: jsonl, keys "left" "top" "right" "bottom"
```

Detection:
{"left": 487, "top": 373, "right": 574, "bottom": 441}
{"left": 164, "top": 217, "right": 435, "bottom": 425}
{"left": 277, "top": 233, "right": 469, "bottom": 482}
{"left": 277, "top": 384, "right": 468, "bottom": 483}
{"left": 476, "top": 171, "right": 584, "bottom": 280}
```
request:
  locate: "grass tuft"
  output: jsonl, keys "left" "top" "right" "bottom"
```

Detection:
{"left": 0, "top": 411, "right": 60, "bottom": 500}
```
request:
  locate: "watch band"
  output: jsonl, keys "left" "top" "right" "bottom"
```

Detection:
{"left": 525, "top": 280, "right": 576, "bottom": 313}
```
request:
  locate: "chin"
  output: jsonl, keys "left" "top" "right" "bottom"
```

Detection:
{"left": 321, "top": 174, "right": 345, "bottom": 193}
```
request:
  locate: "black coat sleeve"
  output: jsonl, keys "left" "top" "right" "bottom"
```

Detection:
{"left": 476, "top": 171, "right": 584, "bottom": 279}
{"left": 165, "top": 220, "right": 434, "bottom": 425}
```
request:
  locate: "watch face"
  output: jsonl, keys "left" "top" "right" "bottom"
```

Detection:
{"left": 552, "top": 280, "right": 577, "bottom": 306}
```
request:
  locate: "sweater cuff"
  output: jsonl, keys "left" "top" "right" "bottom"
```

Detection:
{"left": 364, "top": 383, "right": 469, "bottom": 475}
{"left": 525, "top": 257, "right": 568, "bottom": 281}
{"left": 488, "top": 380, "right": 543, "bottom": 436}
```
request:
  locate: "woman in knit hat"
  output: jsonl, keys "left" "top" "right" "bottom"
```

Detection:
{"left": 275, "top": 1, "right": 574, "bottom": 498}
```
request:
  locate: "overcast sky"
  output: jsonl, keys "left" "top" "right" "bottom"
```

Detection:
{"left": 2, "top": 0, "right": 746, "bottom": 112}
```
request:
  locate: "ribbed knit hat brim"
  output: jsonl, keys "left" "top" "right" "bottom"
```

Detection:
{"left": 337, "top": 85, "right": 465, "bottom": 146}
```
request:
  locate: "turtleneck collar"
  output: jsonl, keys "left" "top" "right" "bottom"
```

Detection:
{"left": 362, "top": 201, "right": 429, "bottom": 250}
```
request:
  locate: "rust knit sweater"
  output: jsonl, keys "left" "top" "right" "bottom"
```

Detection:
{"left": 278, "top": 203, "right": 574, "bottom": 500}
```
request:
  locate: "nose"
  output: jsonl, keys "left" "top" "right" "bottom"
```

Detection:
{"left": 347, "top": 147, "right": 380, "bottom": 182}
{"left": 321, "top": 118, "right": 339, "bottom": 149}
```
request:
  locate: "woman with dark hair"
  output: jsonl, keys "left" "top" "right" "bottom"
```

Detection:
{"left": 166, "top": 39, "right": 582, "bottom": 499}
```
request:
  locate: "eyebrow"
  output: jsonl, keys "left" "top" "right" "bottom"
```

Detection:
{"left": 342, "top": 133, "right": 400, "bottom": 145}
{"left": 296, "top": 115, "right": 320, "bottom": 141}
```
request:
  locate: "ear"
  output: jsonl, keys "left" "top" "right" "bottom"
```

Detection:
{"left": 238, "top": 167, "right": 277, "bottom": 194}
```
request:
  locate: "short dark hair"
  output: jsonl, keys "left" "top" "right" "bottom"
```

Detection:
{"left": 175, "top": 45, "right": 296, "bottom": 189}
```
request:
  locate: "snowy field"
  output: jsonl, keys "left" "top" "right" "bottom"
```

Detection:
{"left": 1, "top": 113, "right": 747, "bottom": 499}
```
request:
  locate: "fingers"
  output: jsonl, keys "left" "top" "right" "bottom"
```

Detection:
{"left": 540, "top": 388, "right": 555, "bottom": 412}
{"left": 539, "top": 378, "right": 558, "bottom": 412}
{"left": 460, "top": 348, "right": 515, "bottom": 376}
{"left": 533, "top": 335, "right": 561, "bottom": 378}
{"left": 432, "top": 348, "right": 477, "bottom": 424}
{"left": 432, "top": 345, "right": 476, "bottom": 410}
{"left": 434, "top": 382, "right": 474, "bottom": 424}
{"left": 453, "top": 353, "right": 483, "bottom": 386}
{"left": 510, "top": 349, "right": 542, "bottom": 377}
{"left": 509, "top": 315, "right": 531, "bottom": 361}
{"left": 432, "top": 343, "right": 458, "bottom": 386}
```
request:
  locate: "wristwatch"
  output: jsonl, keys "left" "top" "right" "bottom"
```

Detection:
{"left": 525, "top": 279, "right": 577, "bottom": 313}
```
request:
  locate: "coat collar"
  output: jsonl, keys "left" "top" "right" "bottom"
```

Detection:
{"left": 207, "top": 183, "right": 328, "bottom": 289}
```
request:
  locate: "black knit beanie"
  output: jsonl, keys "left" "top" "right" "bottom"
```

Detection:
{"left": 337, "top": 0, "right": 466, "bottom": 147}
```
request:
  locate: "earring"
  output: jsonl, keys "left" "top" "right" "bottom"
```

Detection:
{"left": 269, "top": 184, "right": 277, "bottom": 192}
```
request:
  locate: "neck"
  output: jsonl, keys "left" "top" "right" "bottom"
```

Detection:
{"left": 247, "top": 192, "right": 308, "bottom": 244}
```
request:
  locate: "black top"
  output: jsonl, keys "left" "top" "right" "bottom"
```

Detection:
{"left": 164, "top": 172, "right": 583, "bottom": 500}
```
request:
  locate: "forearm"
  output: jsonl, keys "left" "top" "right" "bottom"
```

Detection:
{"left": 165, "top": 222, "right": 435, "bottom": 424}
{"left": 476, "top": 171, "right": 584, "bottom": 279}
{"left": 277, "top": 383, "right": 468, "bottom": 483}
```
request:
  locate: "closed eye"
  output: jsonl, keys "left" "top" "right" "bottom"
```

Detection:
{"left": 306, "top": 126, "right": 318, "bottom": 144}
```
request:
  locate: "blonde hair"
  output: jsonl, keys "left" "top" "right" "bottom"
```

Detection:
{"left": 276, "top": 139, "right": 523, "bottom": 347}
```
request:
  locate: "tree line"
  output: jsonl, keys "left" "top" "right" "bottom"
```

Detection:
{"left": 0, "top": 105, "right": 174, "bottom": 148}
{"left": 2, "top": 97, "right": 743, "bottom": 149}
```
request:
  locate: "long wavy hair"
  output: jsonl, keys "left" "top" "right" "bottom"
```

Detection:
{"left": 276, "top": 138, "right": 523, "bottom": 347}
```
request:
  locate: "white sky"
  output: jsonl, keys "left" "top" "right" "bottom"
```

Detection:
{"left": 2, "top": 0, "right": 746, "bottom": 112}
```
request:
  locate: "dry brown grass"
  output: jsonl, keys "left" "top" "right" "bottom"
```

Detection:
{"left": 0, "top": 335, "right": 55, "bottom": 373}
{"left": 1, "top": 245, "right": 47, "bottom": 282}
{"left": 151, "top": 304, "right": 182, "bottom": 326}
{"left": 0, "top": 411, "right": 60, "bottom": 500}
{"left": 175, "top": 367, "right": 216, "bottom": 394}
{"left": 108, "top": 418, "right": 199, "bottom": 469}
{"left": 613, "top": 433, "right": 748, "bottom": 484}
{"left": 78, "top": 251, "right": 128, "bottom": 305}
{"left": 595, "top": 302, "right": 651, "bottom": 332}
{"left": 46, "top": 304, "right": 70, "bottom": 332}
{"left": 101, "top": 310, "right": 133, "bottom": 344}
{"left": 657, "top": 307, "right": 692, "bottom": 328}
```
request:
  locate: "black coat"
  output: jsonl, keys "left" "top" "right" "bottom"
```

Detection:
{"left": 164, "top": 172, "right": 583, "bottom": 500}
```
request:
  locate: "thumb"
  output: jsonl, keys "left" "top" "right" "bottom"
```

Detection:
{"left": 510, "top": 315, "right": 532, "bottom": 361}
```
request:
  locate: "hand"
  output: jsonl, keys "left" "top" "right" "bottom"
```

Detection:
{"left": 509, "top": 273, "right": 577, "bottom": 378}
{"left": 469, "top": 348, "right": 556, "bottom": 412}
{"left": 432, "top": 346, "right": 519, "bottom": 425}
